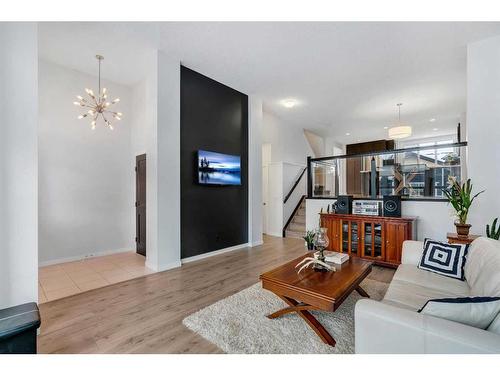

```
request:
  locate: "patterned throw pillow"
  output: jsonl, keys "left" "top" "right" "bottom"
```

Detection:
{"left": 419, "top": 297, "right": 500, "bottom": 329}
{"left": 418, "top": 238, "right": 469, "bottom": 280}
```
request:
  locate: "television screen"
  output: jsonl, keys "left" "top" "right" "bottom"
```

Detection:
{"left": 198, "top": 150, "right": 241, "bottom": 186}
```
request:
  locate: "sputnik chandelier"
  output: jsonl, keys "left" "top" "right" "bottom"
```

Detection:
{"left": 73, "top": 55, "right": 122, "bottom": 130}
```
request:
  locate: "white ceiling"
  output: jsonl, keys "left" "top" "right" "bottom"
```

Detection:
{"left": 38, "top": 22, "right": 500, "bottom": 142}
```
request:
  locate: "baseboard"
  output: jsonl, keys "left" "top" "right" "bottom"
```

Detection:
{"left": 248, "top": 240, "right": 264, "bottom": 247}
{"left": 266, "top": 231, "right": 284, "bottom": 238}
{"left": 38, "top": 247, "right": 134, "bottom": 267}
{"left": 157, "top": 260, "right": 182, "bottom": 272}
{"left": 181, "top": 243, "right": 249, "bottom": 264}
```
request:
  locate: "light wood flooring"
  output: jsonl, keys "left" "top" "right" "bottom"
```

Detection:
{"left": 39, "top": 252, "right": 153, "bottom": 302}
{"left": 38, "top": 235, "right": 395, "bottom": 354}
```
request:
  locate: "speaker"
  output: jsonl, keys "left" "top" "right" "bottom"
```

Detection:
{"left": 337, "top": 195, "right": 353, "bottom": 214}
{"left": 383, "top": 195, "right": 401, "bottom": 217}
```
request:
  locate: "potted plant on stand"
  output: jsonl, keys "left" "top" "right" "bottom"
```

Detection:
{"left": 442, "top": 177, "right": 484, "bottom": 237}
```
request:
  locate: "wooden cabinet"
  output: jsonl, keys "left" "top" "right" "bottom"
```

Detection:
{"left": 321, "top": 213, "right": 416, "bottom": 267}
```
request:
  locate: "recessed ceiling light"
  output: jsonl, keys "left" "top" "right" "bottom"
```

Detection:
{"left": 345, "top": 132, "right": 350, "bottom": 136}
{"left": 383, "top": 126, "right": 389, "bottom": 130}
{"left": 281, "top": 99, "right": 298, "bottom": 108}
{"left": 429, "top": 118, "right": 436, "bottom": 122}
{"left": 433, "top": 128, "right": 439, "bottom": 131}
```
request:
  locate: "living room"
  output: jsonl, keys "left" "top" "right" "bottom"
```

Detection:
{"left": 1, "top": 1, "right": 500, "bottom": 373}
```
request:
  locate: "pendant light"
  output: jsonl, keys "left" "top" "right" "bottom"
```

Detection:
{"left": 73, "top": 55, "right": 122, "bottom": 130}
{"left": 388, "top": 103, "right": 412, "bottom": 139}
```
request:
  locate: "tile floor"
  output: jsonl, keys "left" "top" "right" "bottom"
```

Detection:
{"left": 38, "top": 251, "right": 154, "bottom": 303}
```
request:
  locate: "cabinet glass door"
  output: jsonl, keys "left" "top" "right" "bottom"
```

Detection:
{"left": 341, "top": 220, "right": 349, "bottom": 253}
{"left": 373, "top": 223, "right": 383, "bottom": 258}
{"left": 363, "top": 222, "right": 383, "bottom": 259}
{"left": 351, "top": 222, "right": 358, "bottom": 255}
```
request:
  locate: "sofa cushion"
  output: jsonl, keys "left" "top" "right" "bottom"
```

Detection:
{"left": 487, "top": 312, "right": 500, "bottom": 334}
{"left": 464, "top": 237, "right": 500, "bottom": 297}
{"left": 383, "top": 279, "right": 467, "bottom": 311}
{"left": 419, "top": 297, "right": 500, "bottom": 329}
{"left": 418, "top": 239, "right": 469, "bottom": 280}
{"left": 392, "top": 264, "right": 470, "bottom": 296}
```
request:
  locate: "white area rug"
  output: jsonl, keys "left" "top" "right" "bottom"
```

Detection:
{"left": 183, "top": 279, "right": 389, "bottom": 354}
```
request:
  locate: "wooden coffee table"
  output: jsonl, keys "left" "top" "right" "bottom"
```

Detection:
{"left": 259, "top": 254, "right": 373, "bottom": 347}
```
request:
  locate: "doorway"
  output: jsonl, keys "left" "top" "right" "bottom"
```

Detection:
{"left": 136, "top": 154, "right": 146, "bottom": 256}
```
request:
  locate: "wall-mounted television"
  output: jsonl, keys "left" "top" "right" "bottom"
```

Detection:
{"left": 197, "top": 150, "right": 241, "bottom": 186}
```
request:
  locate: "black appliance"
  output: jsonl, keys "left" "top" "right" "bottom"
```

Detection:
{"left": 383, "top": 195, "right": 402, "bottom": 217}
{"left": 337, "top": 195, "right": 353, "bottom": 214}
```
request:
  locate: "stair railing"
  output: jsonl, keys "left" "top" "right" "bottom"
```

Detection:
{"left": 283, "top": 167, "right": 307, "bottom": 204}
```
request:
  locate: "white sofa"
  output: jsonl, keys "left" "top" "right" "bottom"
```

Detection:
{"left": 355, "top": 237, "right": 500, "bottom": 353}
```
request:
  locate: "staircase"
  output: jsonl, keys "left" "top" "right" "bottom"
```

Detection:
{"left": 284, "top": 198, "right": 306, "bottom": 239}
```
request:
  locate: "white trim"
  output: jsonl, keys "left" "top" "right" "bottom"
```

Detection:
{"left": 38, "top": 247, "right": 134, "bottom": 267}
{"left": 248, "top": 240, "right": 264, "bottom": 247}
{"left": 181, "top": 243, "right": 249, "bottom": 264}
{"left": 157, "top": 260, "right": 182, "bottom": 272}
{"left": 266, "top": 231, "right": 284, "bottom": 238}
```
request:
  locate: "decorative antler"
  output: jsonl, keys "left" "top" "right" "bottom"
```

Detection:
{"left": 295, "top": 257, "right": 335, "bottom": 274}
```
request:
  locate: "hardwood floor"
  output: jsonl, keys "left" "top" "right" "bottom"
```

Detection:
{"left": 38, "top": 235, "right": 395, "bottom": 354}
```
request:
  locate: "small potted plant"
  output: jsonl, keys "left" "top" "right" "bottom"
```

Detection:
{"left": 303, "top": 230, "right": 316, "bottom": 250}
{"left": 487, "top": 218, "right": 500, "bottom": 240}
{"left": 442, "top": 177, "right": 484, "bottom": 237}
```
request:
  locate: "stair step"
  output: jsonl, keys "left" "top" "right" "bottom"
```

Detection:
{"left": 285, "top": 230, "right": 305, "bottom": 239}
{"left": 297, "top": 208, "right": 305, "bottom": 216}
{"left": 288, "top": 222, "right": 305, "bottom": 232}
{"left": 293, "top": 215, "right": 305, "bottom": 224}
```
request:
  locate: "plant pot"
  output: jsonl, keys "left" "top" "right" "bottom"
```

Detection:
{"left": 306, "top": 242, "right": 315, "bottom": 251}
{"left": 455, "top": 223, "right": 472, "bottom": 237}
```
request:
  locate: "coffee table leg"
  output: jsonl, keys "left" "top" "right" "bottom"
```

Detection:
{"left": 267, "top": 295, "right": 336, "bottom": 347}
{"left": 356, "top": 285, "right": 370, "bottom": 298}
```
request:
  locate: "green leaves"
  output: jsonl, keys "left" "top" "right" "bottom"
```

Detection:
{"left": 303, "top": 230, "right": 316, "bottom": 244}
{"left": 486, "top": 218, "right": 500, "bottom": 240}
{"left": 442, "top": 178, "right": 484, "bottom": 224}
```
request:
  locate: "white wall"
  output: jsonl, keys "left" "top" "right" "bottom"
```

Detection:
{"left": 262, "top": 111, "right": 313, "bottom": 165}
{"left": 38, "top": 60, "right": 135, "bottom": 264}
{"left": 306, "top": 199, "right": 454, "bottom": 242}
{"left": 0, "top": 23, "right": 38, "bottom": 308}
{"left": 467, "top": 35, "right": 500, "bottom": 234}
{"left": 155, "top": 51, "right": 181, "bottom": 271}
{"left": 267, "top": 163, "right": 284, "bottom": 237}
{"left": 130, "top": 52, "right": 159, "bottom": 271}
{"left": 267, "top": 162, "right": 306, "bottom": 237}
{"left": 304, "top": 129, "right": 325, "bottom": 158}
{"left": 262, "top": 111, "right": 311, "bottom": 237}
{"left": 248, "top": 96, "right": 263, "bottom": 246}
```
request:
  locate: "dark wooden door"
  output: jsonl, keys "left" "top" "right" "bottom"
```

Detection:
{"left": 136, "top": 154, "right": 146, "bottom": 256}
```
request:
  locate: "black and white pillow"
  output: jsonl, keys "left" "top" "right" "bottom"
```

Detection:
{"left": 419, "top": 296, "right": 500, "bottom": 329}
{"left": 418, "top": 238, "right": 469, "bottom": 280}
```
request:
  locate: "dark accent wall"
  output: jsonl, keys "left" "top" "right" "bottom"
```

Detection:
{"left": 180, "top": 66, "right": 248, "bottom": 259}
